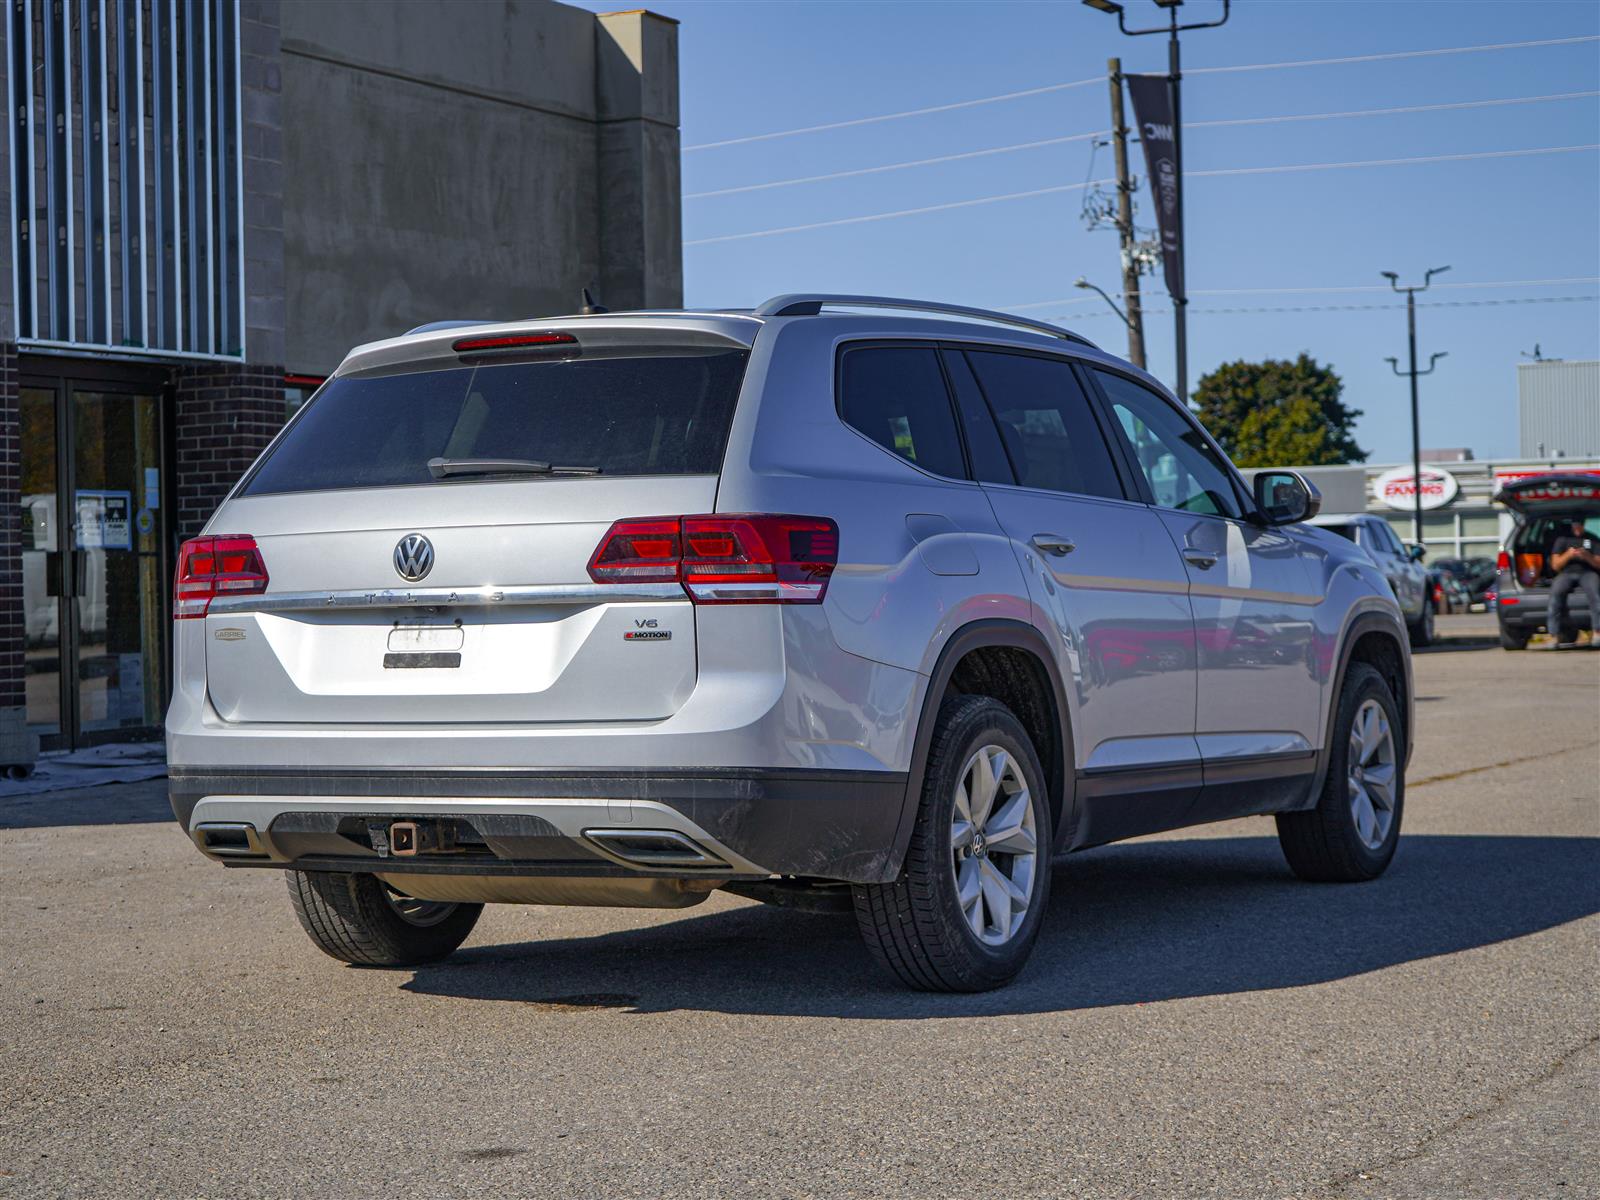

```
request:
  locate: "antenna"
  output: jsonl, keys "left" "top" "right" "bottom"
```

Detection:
{"left": 580, "top": 287, "right": 609, "bottom": 315}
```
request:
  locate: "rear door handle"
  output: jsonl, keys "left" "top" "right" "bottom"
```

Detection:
{"left": 1182, "top": 548, "right": 1218, "bottom": 570}
{"left": 1030, "top": 534, "right": 1076, "bottom": 557}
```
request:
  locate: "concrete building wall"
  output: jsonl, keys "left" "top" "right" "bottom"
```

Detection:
{"left": 1519, "top": 359, "right": 1600, "bottom": 459}
{"left": 279, "top": 0, "right": 682, "bottom": 375}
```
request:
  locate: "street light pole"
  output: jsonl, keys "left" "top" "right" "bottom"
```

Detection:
{"left": 1082, "top": 0, "right": 1229, "bottom": 404}
{"left": 1383, "top": 265, "right": 1450, "bottom": 546}
{"left": 1075, "top": 276, "right": 1131, "bottom": 328}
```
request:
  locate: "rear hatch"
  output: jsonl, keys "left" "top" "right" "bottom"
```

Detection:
{"left": 195, "top": 328, "right": 750, "bottom": 724}
{"left": 1493, "top": 474, "right": 1600, "bottom": 592}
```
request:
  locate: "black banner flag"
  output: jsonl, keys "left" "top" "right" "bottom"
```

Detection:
{"left": 1126, "top": 73, "right": 1182, "bottom": 299}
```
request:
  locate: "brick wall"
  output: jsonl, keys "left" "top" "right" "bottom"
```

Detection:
{"left": 173, "top": 363, "right": 286, "bottom": 540}
{"left": 0, "top": 342, "right": 19, "bottom": 713}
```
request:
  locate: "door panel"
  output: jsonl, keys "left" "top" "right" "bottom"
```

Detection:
{"left": 1088, "top": 365, "right": 1323, "bottom": 823}
{"left": 983, "top": 488, "right": 1199, "bottom": 773}
{"left": 1154, "top": 510, "right": 1323, "bottom": 748}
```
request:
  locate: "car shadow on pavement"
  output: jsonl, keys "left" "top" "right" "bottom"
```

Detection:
{"left": 401, "top": 833, "right": 1599, "bottom": 1019}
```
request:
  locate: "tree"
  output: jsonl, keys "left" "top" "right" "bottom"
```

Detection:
{"left": 1192, "top": 353, "right": 1365, "bottom": 467}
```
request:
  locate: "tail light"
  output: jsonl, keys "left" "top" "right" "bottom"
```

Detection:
{"left": 1495, "top": 549, "right": 1510, "bottom": 573}
{"left": 588, "top": 514, "right": 838, "bottom": 604}
{"left": 173, "top": 535, "right": 269, "bottom": 619}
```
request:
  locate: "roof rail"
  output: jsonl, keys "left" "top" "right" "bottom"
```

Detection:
{"left": 403, "top": 319, "right": 495, "bottom": 336}
{"left": 753, "top": 294, "right": 1096, "bottom": 348}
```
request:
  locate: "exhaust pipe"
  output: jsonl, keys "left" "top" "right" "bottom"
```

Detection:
{"left": 583, "top": 828, "right": 729, "bottom": 869}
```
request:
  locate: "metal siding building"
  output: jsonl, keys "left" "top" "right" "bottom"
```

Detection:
{"left": 1, "top": 0, "right": 681, "bottom": 763}
{"left": 1519, "top": 359, "right": 1600, "bottom": 459}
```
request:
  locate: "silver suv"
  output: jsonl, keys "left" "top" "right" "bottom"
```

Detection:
{"left": 168, "top": 294, "right": 1414, "bottom": 992}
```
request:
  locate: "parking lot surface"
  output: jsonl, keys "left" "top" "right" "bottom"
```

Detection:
{"left": 2, "top": 616, "right": 1596, "bottom": 1198}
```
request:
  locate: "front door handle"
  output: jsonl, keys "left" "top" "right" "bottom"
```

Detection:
{"left": 1182, "top": 548, "right": 1218, "bottom": 570}
{"left": 1030, "top": 534, "right": 1076, "bottom": 557}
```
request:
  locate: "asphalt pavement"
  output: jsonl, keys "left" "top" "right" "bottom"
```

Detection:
{"left": 1, "top": 614, "right": 1595, "bottom": 1198}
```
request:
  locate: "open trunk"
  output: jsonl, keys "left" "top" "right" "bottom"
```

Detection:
{"left": 1495, "top": 474, "right": 1600, "bottom": 592}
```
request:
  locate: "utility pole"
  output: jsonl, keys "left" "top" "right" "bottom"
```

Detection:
{"left": 1107, "top": 56, "right": 1146, "bottom": 369}
{"left": 1082, "top": 0, "right": 1231, "bottom": 404}
{"left": 1383, "top": 266, "right": 1450, "bottom": 546}
{"left": 1166, "top": 13, "right": 1188, "bottom": 403}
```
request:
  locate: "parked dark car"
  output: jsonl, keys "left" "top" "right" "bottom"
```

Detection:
{"left": 1432, "top": 555, "right": 1496, "bottom": 609}
{"left": 1492, "top": 474, "right": 1600, "bottom": 649}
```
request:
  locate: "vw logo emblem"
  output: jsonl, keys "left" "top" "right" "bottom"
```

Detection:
{"left": 393, "top": 533, "right": 434, "bottom": 582}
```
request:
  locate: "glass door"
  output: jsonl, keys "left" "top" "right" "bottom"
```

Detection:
{"left": 71, "top": 389, "right": 167, "bottom": 741}
{"left": 19, "top": 386, "right": 65, "bottom": 742}
{"left": 18, "top": 370, "right": 169, "bottom": 749}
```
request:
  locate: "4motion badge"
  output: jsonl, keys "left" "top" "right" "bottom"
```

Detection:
{"left": 625, "top": 618, "right": 671, "bottom": 642}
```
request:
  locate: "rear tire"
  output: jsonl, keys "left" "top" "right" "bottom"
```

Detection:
{"left": 852, "top": 695, "right": 1052, "bottom": 992}
{"left": 1408, "top": 602, "right": 1434, "bottom": 648}
{"left": 286, "top": 871, "right": 482, "bottom": 966}
{"left": 1499, "top": 625, "right": 1531, "bottom": 651}
{"left": 1276, "top": 663, "right": 1404, "bottom": 883}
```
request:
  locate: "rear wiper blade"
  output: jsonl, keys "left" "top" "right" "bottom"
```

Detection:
{"left": 427, "top": 457, "right": 601, "bottom": 479}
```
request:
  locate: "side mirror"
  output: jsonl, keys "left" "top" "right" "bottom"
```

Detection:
{"left": 1253, "top": 471, "right": 1320, "bottom": 526}
{"left": 1408, "top": 543, "right": 1427, "bottom": 562}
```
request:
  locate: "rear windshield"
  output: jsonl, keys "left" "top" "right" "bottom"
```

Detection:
{"left": 240, "top": 350, "right": 749, "bottom": 496}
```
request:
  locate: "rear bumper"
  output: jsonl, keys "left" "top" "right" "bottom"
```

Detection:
{"left": 1497, "top": 591, "right": 1593, "bottom": 630}
{"left": 170, "top": 766, "right": 909, "bottom": 884}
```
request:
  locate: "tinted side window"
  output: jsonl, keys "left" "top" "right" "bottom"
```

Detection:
{"left": 940, "top": 349, "right": 1015, "bottom": 485}
{"left": 963, "top": 351, "right": 1123, "bottom": 499}
{"left": 1094, "top": 369, "right": 1242, "bottom": 518}
{"left": 838, "top": 346, "right": 967, "bottom": 479}
{"left": 1369, "top": 521, "right": 1402, "bottom": 556}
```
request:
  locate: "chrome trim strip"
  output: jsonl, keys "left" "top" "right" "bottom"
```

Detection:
{"left": 206, "top": 582, "right": 689, "bottom": 614}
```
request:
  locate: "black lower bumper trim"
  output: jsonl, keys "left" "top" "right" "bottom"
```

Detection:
{"left": 169, "top": 766, "right": 911, "bottom": 884}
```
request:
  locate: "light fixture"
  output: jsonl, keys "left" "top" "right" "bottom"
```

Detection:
{"left": 1081, "top": 0, "right": 1124, "bottom": 14}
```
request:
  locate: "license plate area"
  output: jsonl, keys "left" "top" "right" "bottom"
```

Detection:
{"left": 383, "top": 651, "right": 462, "bottom": 669}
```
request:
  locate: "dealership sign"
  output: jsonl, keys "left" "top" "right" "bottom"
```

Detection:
{"left": 1492, "top": 469, "right": 1600, "bottom": 504}
{"left": 1373, "top": 466, "right": 1459, "bottom": 511}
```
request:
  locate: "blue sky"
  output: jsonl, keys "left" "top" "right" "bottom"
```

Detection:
{"left": 573, "top": 0, "right": 1599, "bottom": 463}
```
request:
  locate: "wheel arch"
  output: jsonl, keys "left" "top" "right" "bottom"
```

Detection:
{"left": 885, "top": 619, "right": 1077, "bottom": 878}
{"left": 1302, "top": 610, "right": 1415, "bottom": 810}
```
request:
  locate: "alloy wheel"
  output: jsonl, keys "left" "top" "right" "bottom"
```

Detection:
{"left": 950, "top": 744, "right": 1038, "bottom": 945}
{"left": 382, "top": 888, "right": 457, "bottom": 928}
{"left": 1347, "top": 698, "right": 1398, "bottom": 850}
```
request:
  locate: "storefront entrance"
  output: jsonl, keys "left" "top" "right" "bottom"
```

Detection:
{"left": 18, "top": 360, "right": 171, "bottom": 749}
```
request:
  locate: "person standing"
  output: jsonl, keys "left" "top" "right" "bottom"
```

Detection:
{"left": 1548, "top": 517, "right": 1600, "bottom": 647}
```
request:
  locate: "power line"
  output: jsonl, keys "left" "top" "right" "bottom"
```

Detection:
{"left": 1187, "top": 90, "right": 1599, "bottom": 131}
{"left": 1188, "top": 33, "right": 1600, "bottom": 76}
{"left": 1189, "top": 143, "right": 1599, "bottom": 180}
{"left": 684, "top": 78, "right": 1101, "bottom": 153}
{"left": 1005, "top": 277, "right": 1600, "bottom": 311}
{"left": 685, "top": 130, "right": 1108, "bottom": 200}
{"left": 686, "top": 180, "right": 1111, "bottom": 246}
{"left": 686, "top": 145, "right": 1599, "bottom": 247}
{"left": 686, "top": 91, "right": 1598, "bottom": 202}
{"left": 1051, "top": 294, "right": 1600, "bottom": 320}
{"left": 684, "top": 34, "right": 1599, "bottom": 153}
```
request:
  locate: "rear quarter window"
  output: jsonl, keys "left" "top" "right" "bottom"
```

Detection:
{"left": 240, "top": 350, "right": 748, "bottom": 495}
{"left": 837, "top": 345, "right": 967, "bottom": 479}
